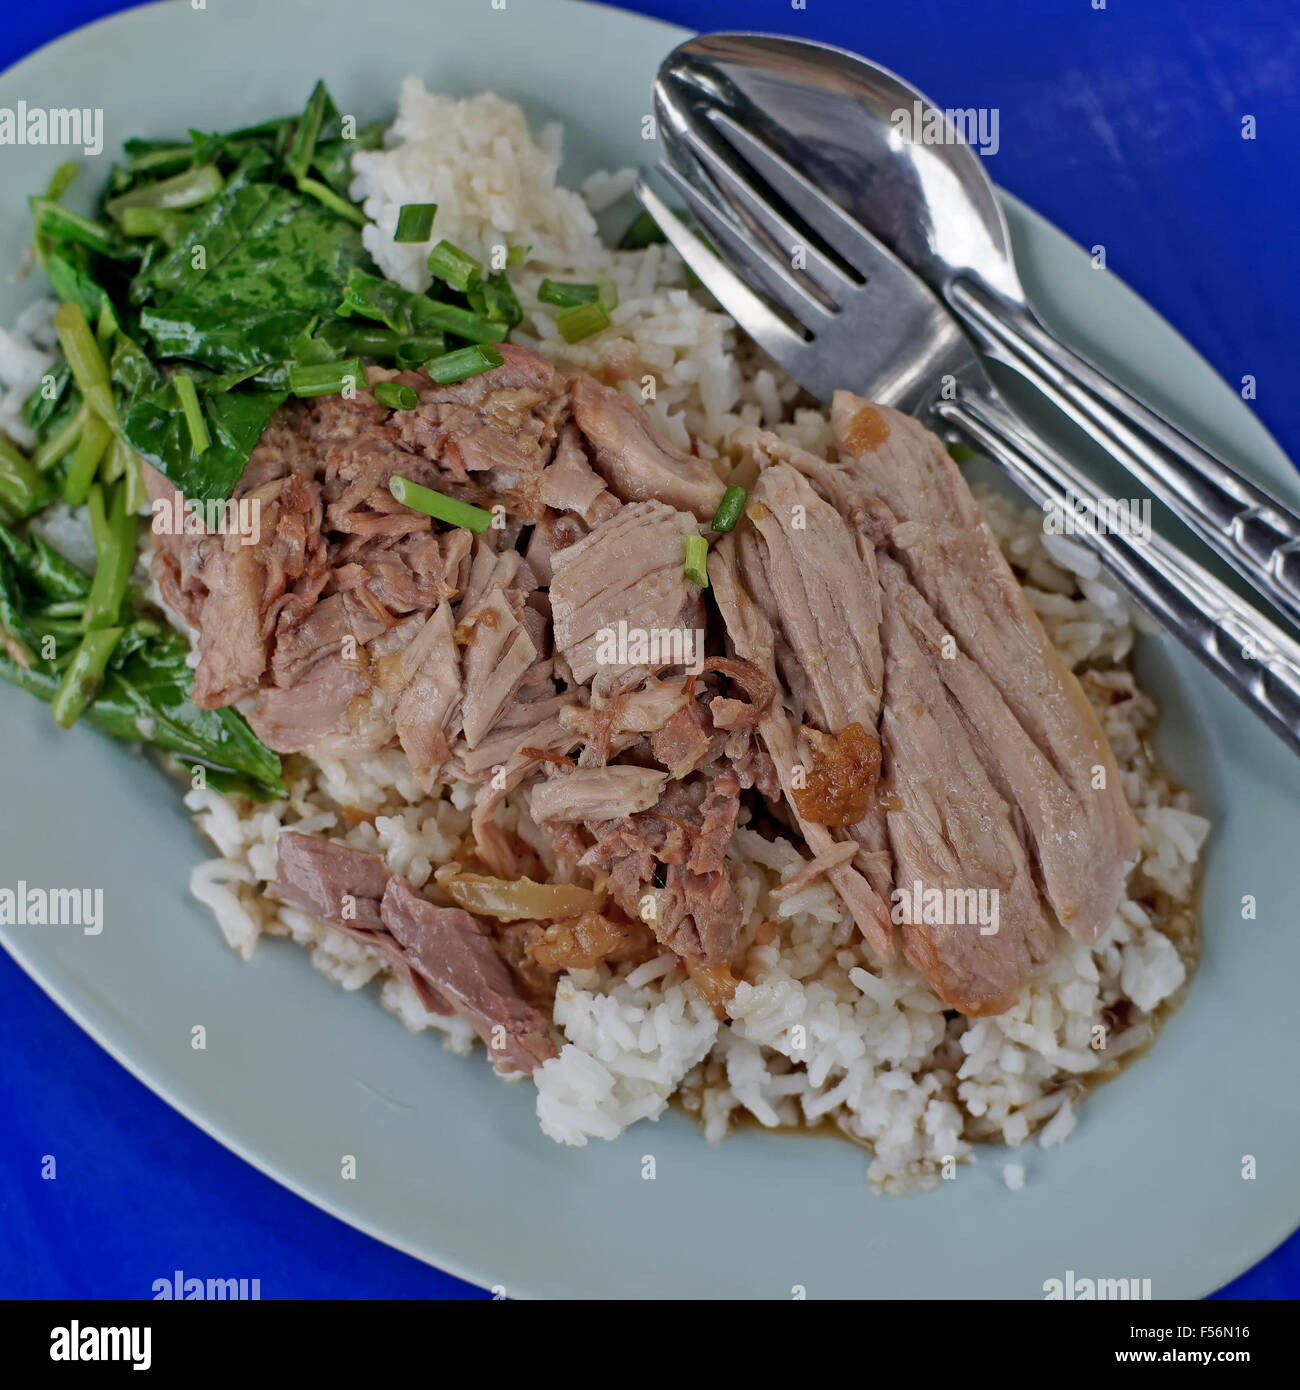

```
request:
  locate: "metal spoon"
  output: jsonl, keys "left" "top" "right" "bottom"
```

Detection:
{"left": 655, "top": 32, "right": 1300, "bottom": 629}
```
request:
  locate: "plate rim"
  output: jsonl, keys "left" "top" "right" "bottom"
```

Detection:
{"left": 0, "top": 0, "right": 1294, "bottom": 1300}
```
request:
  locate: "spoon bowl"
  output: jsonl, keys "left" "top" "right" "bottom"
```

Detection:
{"left": 655, "top": 32, "right": 1025, "bottom": 303}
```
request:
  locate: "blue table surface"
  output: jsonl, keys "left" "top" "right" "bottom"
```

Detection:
{"left": 2, "top": 0, "right": 1297, "bottom": 1301}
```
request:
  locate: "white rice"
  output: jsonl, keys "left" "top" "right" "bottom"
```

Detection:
{"left": 160, "top": 81, "right": 1206, "bottom": 1193}
{"left": 0, "top": 299, "right": 58, "bottom": 450}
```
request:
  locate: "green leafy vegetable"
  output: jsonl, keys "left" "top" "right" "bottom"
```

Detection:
{"left": 619, "top": 209, "right": 667, "bottom": 250}
{"left": 124, "top": 377, "right": 287, "bottom": 501}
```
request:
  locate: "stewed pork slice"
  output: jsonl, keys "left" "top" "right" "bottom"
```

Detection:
{"left": 580, "top": 775, "right": 743, "bottom": 967}
{"left": 266, "top": 832, "right": 556, "bottom": 1074}
{"left": 876, "top": 557, "right": 1056, "bottom": 1016}
{"left": 549, "top": 499, "right": 703, "bottom": 688}
{"left": 741, "top": 458, "right": 884, "bottom": 733}
{"left": 537, "top": 421, "right": 621, "bottom": 524}
{"left": 707, "top": 534, "right": 895, "bottom": 960}
{"left": 454, "top": 542, "right": 545, "bottom": 751}
{"left": 371, "top": 601, "right": 461, "bottom": 790}
{"left": 385, "top": 343, "right": 571, "bottom": 520}
{"left": 147, "top": 346, "right": 570, "bottom": 749}
{"left": 830, "top": 393, "right": 1140, "bottom": 942}
{"left": 529, "top": 765, "right": 668, "bottom": 824}
{"left": 265, "top": 831, "right": 448, "bottom": 1016}
{"left": 877, "top": 557, "right": 1110, "bottom": 942}
{"left": 570, "top": 375, "right": 726, "bottom": 522}
{"left": 380, "top": 877, "right": 557, "bottom": 1074}
{"left": 732, "top": 459, "right": 893, "bottom": 900}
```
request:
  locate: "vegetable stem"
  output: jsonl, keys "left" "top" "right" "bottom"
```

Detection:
{"left": 173, "top": 373, "right": 210, "bottom": 455}
{"left": 296, "top": 177, "right": 367, "bottom": 226}
{"left": 54, "top": 302, "right": 119, "bottom": 434}
{"left": 83, "top": 482, "right": 136, "bottom": 631}
{"left": 62, "top": 414, "right": 113, "bottom": 506}
{"left": 120, "top": 206, "right": 190, "bottom": 244}
{"left": 286, "top": 81, "right": 330, "bottom": 181}
{"left": 30, "top": 199, "right": 121, "bottom": 258}
{"left": 51, "top": 625, "right": 122, "bottom": 728}
{"left": 0, "top": 434, "right": 54, "bottom": 516}
{"left": 104, "top": 163, "right": 223, "bottom": 222}
{"left": 33, "top": 401, "right": 88, "bottom": 472}
{"left": 44, "top": 161, "right": 80, "bottom": 202}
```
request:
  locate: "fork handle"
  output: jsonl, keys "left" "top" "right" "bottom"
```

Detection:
{"left": 940, "top": 385, "right": 1300, "bottom": 759}
{"left": 947, "top": 274, "right": 1300, "bottom": 631}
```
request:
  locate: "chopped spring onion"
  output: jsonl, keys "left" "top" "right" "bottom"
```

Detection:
{"left": 51, "top": 625, "right": 122, "bottom": 729}
{"left": 172, "top": 373, "right": 210, "bottom": 455}
{"left": 506, "top": 244, "right": 530, "bottom": 267}
{"left": 538, "top": 279, "right": 600, "bottom": 309}
{"left": 426, "top": 239, "right": 482, "bottom": 293}
{"left": 289, "top": 357, "right": 367, "bottom": 398}
{"left": 316, "top": 322, "right": 403, "bottom": 359}
{"left": 556, "top": 301, "right": 611, "bottom": 344}
{"left": 54, "top": 302, "right": 118, "bottom": 433}
{"left": 0, "top": 435, "right": 53, "bottom": 517}
{"left": 684, "top": 533, "right": 710, "bottom": 588}
{"left": 592, "top": 275, "right": 619, "bottom": 311}
{"left": 394, "top": 203, "right": 437, "bottom": 242}
{"left": 424, "top": 344, "right": 503, "bottom": 385}
{"left": 374, "top": 381, "right": 418, "bottom": 411}
{"left": 388, "top": 475, "right": 493, "bottom": 534}
{"left": 104, "top": 162, "right": 223, "bottom": 221}
{"left": 395, "top": 334, "right": 446, "bottom": 368}
{"left": 540, "top": 277, "right": 617, "bottom": 312}
{"left": 296, "top": 177, "right": 367, "bottom": 226}
{"left": 471, "top": 273, "right": 522, "bottom": 327}
{"left": 413, "top": 301, "right": 507, "bottom": 345}
{"left": 62, "top": 414, "right": 112, "bottom": 507}
{"left": 619, "top": 208, "right": 667, "bottom": 250}
{"left": 710, "top": 484, "right": 748, "bottom": 533}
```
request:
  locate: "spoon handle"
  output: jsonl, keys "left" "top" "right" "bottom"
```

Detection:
{"left": 938, "top": 382, "right": 1300, "bottom": 759}
{"left": 947, "top": 275, "right": 1300, "bottom": 631}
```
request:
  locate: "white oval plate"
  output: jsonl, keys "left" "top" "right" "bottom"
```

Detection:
{"left": 2, "top": 0, "right": 1297, "bottom": 1299}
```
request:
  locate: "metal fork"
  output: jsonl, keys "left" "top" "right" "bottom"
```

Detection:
{"left": 634, "top": 130, "right": 1300, "bottom": 757}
